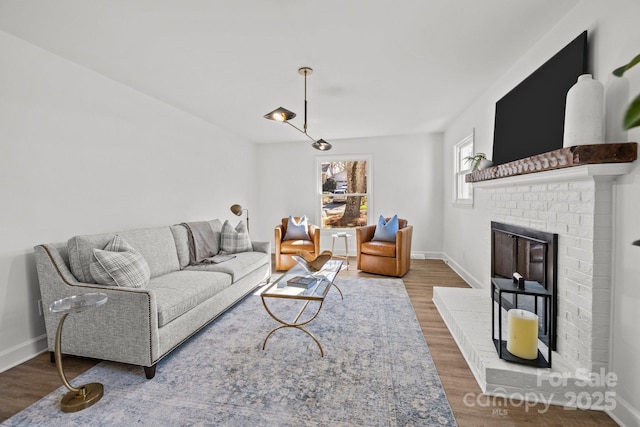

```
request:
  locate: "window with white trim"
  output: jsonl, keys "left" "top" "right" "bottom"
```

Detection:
{"left": 318, "top": 156, "right": 371, "bottom": 229}
{"left": 453, "top": 132, "right": 474, "bottom": 205}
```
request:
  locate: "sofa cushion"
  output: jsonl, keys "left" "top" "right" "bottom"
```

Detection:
{"left": 279, "top": 240, "right": 315, "bottom": 254}
{"left": 170, "top": 225, "right": 191, "bottom": 270}
{"left": 220, "top": 220, "right": 252, "bottom": 254}
{"left": 147, "top": 270, "right": 233, "bottom": 327}
{"left": 283, "top": 215, "right": 311, "bottom": 240}
{"left": 171, "top": 220, "right": 223, "bottom": 269}
{"left": 185, "top": 251, "right": 269, "bottom": 282}
{"left": 361, "top": 241, "right": 396, "bottom": 258}
{"left": 90, "top": 235, "right": 151, "bottom": 288}
{"left": 68, "top": 226, "right": 180, "bottom": 283}
{"left": 372, "top": 215, "right": 399, "bottom": 242}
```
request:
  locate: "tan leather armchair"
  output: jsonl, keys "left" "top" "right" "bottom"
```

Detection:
{"left": 274, "top": 217, "right": 321, "bottom": 271}
{"left": 356, "top": 218, "right": 412, "bottom": 277}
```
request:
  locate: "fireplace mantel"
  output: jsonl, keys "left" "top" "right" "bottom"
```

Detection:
{"left": 472, "top": 162, "right": 636, "bottom": 188}
{"left": 466, "top": 142, "right": 637, "bottom": 184}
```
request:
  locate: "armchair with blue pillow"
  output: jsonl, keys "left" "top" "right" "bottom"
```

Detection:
{"left": 274, "top": 215, "right": 321, "bottom": 271}
{"left": 356, "top": 215, "right": 413, "bottom": 277}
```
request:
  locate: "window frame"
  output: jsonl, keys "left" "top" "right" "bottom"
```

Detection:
{"left": 316, "top": 154, "right": 372, "bottom": 230}
{"left": 453, "top": 131, "right": 474, "bottom": 207}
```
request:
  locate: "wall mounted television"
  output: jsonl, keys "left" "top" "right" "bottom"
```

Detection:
{"left": 491, "top": 31, "right": 588, "bottom": 166}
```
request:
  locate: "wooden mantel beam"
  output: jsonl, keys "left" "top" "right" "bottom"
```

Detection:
{"left": 466, "top": 142, "right": 638, "bottom": 183}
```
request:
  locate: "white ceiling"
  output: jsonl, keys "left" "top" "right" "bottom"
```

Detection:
{"left": 0, "top": 0, "right": 580, "bottom": 144}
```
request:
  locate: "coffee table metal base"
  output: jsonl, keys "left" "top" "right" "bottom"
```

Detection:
{"left": 261, "top": 283, "right": 343, "bottom": 357}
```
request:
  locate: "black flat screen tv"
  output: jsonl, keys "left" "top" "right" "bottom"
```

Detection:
{"left": 491, "top": 31, "right": 588, "bottom": 166}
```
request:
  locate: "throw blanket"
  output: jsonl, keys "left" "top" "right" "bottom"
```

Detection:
{"left": 181, "top": 221, "right": 217, "bottom": 264}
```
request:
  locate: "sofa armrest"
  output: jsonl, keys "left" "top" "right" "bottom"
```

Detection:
{"left": 34, "top": 244, "right": 160, "bottom": 366}
{"left": 251, "top": 241, "right": 271, "bottom": 254}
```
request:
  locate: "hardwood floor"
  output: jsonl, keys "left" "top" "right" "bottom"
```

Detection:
{"left": 0, "top": 259, "right": 617, "bottom": 426}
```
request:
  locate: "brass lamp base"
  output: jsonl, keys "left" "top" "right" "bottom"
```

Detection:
{"left": 60, "top": 382, "right": 104, "bottom": 413}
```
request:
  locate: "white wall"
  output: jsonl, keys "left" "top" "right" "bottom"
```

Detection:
{"left": 253, "top": 133, "right": 444, "bottom": 257}
{"left": 442, "top": 0, "right": 640, "bottom": 424}
{"left": 0, "top": 31, "right": 258, "bottom": 371}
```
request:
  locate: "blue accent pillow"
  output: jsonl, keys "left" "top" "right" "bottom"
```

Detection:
{"left": 283, "top": 216, "right": 311, "bottom": 241}
{"left": 372, "top": 215, "right": 399, "bottom": 242}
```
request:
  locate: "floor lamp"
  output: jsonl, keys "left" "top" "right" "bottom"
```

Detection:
{"left": 230, "top": 204, "right": 249, "bottom": 231}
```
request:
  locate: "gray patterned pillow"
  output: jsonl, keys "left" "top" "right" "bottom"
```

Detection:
{"left": 220, "top": 220, "right": 252, "bottom": 254}
{"left": 90, "top": 235, "right": 151, "bottom": 288}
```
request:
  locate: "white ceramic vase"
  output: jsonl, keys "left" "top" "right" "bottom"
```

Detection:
{"left": 478, "top": 159, "right": 493, "bottom": 170}
{"left": 563, "top": 74, "right": 604, "bottom": 147}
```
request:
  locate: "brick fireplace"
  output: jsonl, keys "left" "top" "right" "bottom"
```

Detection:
{"left": 434, "top": 143, "right": 637, "bottom": 408}
{"left": 484, "top": 169, "right": 615, "bottom": 373}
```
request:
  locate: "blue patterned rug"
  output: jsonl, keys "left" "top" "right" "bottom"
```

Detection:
{"left": 3, "top": 278, "right": 457, "bottom": 426}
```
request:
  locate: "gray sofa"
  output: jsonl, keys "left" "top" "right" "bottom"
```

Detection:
{"left": 34, "top": 220, "right": 270, "bottom": 379}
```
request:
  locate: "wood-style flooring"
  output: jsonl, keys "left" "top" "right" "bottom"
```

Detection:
{"left": 0, "top": 259, "right": 616, "bottom": 426}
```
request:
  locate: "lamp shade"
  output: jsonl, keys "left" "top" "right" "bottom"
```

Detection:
{"left": 263, "top": 107, "right": 296, "bottom": 122}
{"left": 312, "top": 139, "right": 332, "bottom": 151}
{"left": 230, "top": 204, "right": 244, "bottom": 216}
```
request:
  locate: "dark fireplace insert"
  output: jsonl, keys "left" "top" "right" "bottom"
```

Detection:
{"left": 491, "top": 221, "right": 558, "bottom": 350}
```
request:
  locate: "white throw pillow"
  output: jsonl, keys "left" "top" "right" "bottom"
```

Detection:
{"left": 220, "top": 220, "right": 252, "bottom": 254}
{"left": 89, "top": 235, "right": 151, "bottom": 288}
{"left": 283, "top": 215, "right": 311, "bottom": 241}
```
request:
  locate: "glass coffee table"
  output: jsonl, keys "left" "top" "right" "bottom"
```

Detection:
{"left": 261, "top": 259, "right": 343, "bottom": 357}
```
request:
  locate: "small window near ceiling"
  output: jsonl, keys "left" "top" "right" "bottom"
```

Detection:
{"left": 453, "top": 132, "right": 474, "bottom": 206}
{"left": 319, "top": 157, "right": 370, "bottom": 229}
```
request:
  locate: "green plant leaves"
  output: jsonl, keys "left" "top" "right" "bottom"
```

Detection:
{"left": 623, "top": 94, "right": 640, "bottom": 130}
{"left": 463, "top": 153, "right": 486, "bottom": 171}
{"left": 613, "top": 54, "right": 640, "bottom": 77}
{"left": 612, "top": 53, "right": 640, "bottom": 130}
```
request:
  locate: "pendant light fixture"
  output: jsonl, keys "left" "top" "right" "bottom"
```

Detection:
{"left": 264, "top": 67, "right": 332, "bottom": 151}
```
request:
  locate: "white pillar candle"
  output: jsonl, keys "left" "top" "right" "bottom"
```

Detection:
{"left": 507, "top": 309, "right": 539, "bottom": 360}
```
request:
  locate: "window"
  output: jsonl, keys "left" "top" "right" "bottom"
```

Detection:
{"left": 453, "top": 131, "right": 474, "bottom": 206}
{"left": 318, "top": 156, "right": 370, "bottom": 229}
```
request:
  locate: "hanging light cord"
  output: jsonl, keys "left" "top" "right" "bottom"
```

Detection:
{"left": 303, "top": 69, "right": 308, "bottom": 134}
{"left": 286, "top": 68, "right": 315, "bottom": 142}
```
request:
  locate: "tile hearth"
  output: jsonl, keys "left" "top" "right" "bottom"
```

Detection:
{"left": 433, "top": 287, "right": 608, "bottom": 409}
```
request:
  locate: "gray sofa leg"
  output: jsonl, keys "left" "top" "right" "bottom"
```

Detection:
{"left": 144, "top": 365, "right": 156, "bottom": 379}
{"left": 50, "top": 351, "right": 55, "bottom": 363}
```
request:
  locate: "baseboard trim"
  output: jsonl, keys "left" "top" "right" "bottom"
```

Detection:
{"left": 410, "top": 251, "right": 442, "bottom": 260}
{"left": 607, "top": 393, "right": 640, "bottom": 427}
{"left": 441, "top": 252, "right": 482, "bottom": 288}
{"left": 0, "top": 334, "right": 48, "bottom": 374}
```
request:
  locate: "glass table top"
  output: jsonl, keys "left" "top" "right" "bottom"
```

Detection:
{"left": 262, "top": 259, "right": 343, "bottom": 300}
{"left": 49, "top": 292, "right": 108, "bottom": 314}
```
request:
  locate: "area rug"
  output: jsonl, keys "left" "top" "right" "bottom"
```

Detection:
{"left": 3, "top": 278, "right": 457, "bottom": 426}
